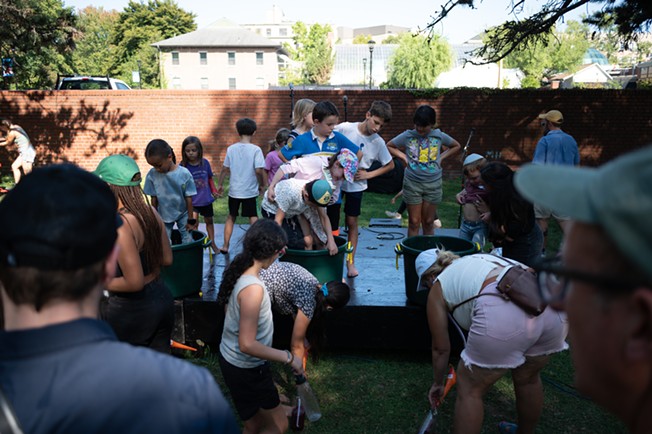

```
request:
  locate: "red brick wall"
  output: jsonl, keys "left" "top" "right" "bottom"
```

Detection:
{"left": 1, "top": 89, "right": 650, "bottom": 178}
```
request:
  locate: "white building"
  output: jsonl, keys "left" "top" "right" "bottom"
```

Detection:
{"left": 152, "top": 19, "right": 286, "bottom": 90}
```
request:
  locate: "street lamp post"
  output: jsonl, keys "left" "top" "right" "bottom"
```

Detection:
{"left": 368, "top": 40, "right": 376, "bottom": 89}
{"left": 362, "top": 58, "right": 367, "bottom": 89}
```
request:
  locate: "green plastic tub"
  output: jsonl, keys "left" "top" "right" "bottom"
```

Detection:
{"left": 161, "top": 230, "right": 207, "bottom": 299}
{"left": 280, "top": 236, "right": 353, "bottom": 283}
{"left": 395, "top": 235, "right": 479, "bottom": 306}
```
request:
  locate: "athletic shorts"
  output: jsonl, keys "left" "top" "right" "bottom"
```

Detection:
{"left": 402, "top": 176, "right": 443, "bottom": 205}
{"left": 218, "top": 355, "right": 280, "bottom": 420}
{"left": 461, "top": 282, "right": 569, "bottom": 369}
{"left": 228, "top": 196, "right": 258, "bottom": 218}
{"left": 343, "top": 191, "right": 363, "bottom": 217}
{"left": 193, "top": 204, "right": 214, "bottom": 218}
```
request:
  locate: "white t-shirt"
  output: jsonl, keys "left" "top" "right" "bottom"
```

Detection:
{"left": 336, "top": 122, "right": 393, "bottom": 193}
{"left": 436, "top": 254, "right": 517, "bottom": 330}
{"left": 223, "top": 142, "right": 265, "bottom": 199}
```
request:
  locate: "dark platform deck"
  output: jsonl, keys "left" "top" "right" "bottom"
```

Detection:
{"left": 173, "top": 223, "right": 467, "bottom": 354}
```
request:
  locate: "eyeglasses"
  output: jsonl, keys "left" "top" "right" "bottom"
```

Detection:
{"left": 533, "top": 257, "right": 643, "bottom": 304}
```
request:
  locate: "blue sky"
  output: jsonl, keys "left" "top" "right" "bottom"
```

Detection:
{"left": 63, "top": 0, "right": 597, "bottom": 44}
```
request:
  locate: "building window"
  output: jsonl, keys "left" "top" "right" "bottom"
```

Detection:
{"left": 199, "top": 52, "right": 207, "bottom": 65}
{"left": 228, "top": 51, "right": 235, "bottom": 66}
{"left": 172, "top": 77, "right": 181, "bottom": 89}
{"left": 256, "top": 52, "right": 264, "bottom": 66}
{"left": 200, "top": 77, "right": 209, "bottom": 89}
{"left": 266, "top": 28, "right": 272, "bottom": 36}
{"left": 228, "top": 77, "right": 236, "bottom": 89}
{"left": 279, "top": 28, "right": 288, "bottom": 37}
{"left": 256, "top": 77, "right": 265, "bottom": 89}
{"left": 171, "top": 52, "right": 179, "bottom": 65}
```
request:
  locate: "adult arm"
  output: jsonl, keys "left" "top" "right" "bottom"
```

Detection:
{"left": 426, "top": 280, "right": 451, "bottom": 408}
{"left": 532, "top": 138, "right": 547, "bottom": 164}
{"left": 238, "top": 284, "right": 304, "bottom": 374}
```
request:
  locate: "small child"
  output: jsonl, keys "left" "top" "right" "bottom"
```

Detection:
{"left": 216, "top": 118, "right": 266, "bottom": 255}
{"left": 180, "top": 136, "right": 219, "bottom": 252}
{"left": 456, "top": 153, "right": 489, "bottom": 248}
{"left": 264, "top": 128, "right": 290, "bottom": 185}
{"left": 144, "top": 139, "right": 197, "bottom": 244}
{"left": 386, "top": 190, "right": 406, "bottom": 219}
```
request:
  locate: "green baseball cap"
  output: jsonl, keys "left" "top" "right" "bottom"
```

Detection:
{"left": 94, "top": 154, "right": 141, "bottom": 187}
{"left": 514, "top": 146, "right": 652, "bottom": 281}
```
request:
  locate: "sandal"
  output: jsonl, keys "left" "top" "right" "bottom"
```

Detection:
{"left": 498, "top": 421, "right": 518, "bottom": 434}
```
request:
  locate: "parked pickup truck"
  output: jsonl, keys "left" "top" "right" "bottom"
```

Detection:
{"left": 56, "top": 74, "right": 131, "bottom": 90}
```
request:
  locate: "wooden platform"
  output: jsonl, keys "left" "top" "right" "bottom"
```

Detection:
{"left": 172, "top": 223, "right": 467, "bottom": 354}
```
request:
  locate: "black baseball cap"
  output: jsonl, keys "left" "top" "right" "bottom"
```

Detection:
{"left": 0, "top": 164, "right": 121, "bottom": 270}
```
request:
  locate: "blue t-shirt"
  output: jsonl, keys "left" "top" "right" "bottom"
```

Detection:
{"left": 183, "top": 158, "right": 215, "bottom": 207}
{"left": 144, "top": 165, "right": 197, "bottom": 223}
{"left": 280, "top": 129, "right": 359, "bottom": 160}
{"left": 532, "top": 129, "right": 579, "bottom": 166}
{"left": 0, "top": 319, "right": 240, "bottom": 434}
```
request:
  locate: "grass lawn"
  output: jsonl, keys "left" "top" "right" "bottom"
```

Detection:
{"left": 186, "top": 179, "right": 622, "bottom": 432}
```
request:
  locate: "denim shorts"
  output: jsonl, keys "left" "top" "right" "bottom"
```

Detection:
{"left": 461, "top": 282, "right": 569, "bottom": 369}
{"left": 459, "top": 219, "right": 488, "bottom": 248}
{"left": 402, "top": 176, "right": 443, "bottom": 205}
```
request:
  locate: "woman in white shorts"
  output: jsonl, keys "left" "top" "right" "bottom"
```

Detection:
{"left": 0, "top": 118, "right": 36, "bottom": 183}
{"left": 417, "top": 249, "right": 568, "bottom": 434}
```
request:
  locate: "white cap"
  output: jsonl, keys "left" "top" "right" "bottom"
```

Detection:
{"left": 463, "top": 153, "right": 484, "bottom": 167}
{"left": 415, "top": 248, "right": 440, "bottom": 292}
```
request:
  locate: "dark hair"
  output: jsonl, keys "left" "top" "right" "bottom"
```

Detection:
{"left": 312, "top": 101, "right": 339, "bottom": 122}
{"left": 368, "top": 101, "right": 392, "bottom": 122}
{"left": 180, "top": 136, "right": 204, "bottom": 168}
{"left": 0, "top": 118, "right": 11, "bottom": 131}
{"left": 145, "top": 139, "right": 176, "bottom": 163}
{"left": 275, "top": 128, "right": 291, "bottom": 146}
{"left": 307, "top": 280, "right": 350, "bottom": 361}
{"left": 217, "top": 219, "right": 287, "bottom": 305}
{"left": 413, "top": 105, "right": 436, "bottom": 127}
{"left": 480, "top": 162, "right": 533, "bottom": 240}
{"left": 236, "top": 118, "right": 257, "bottom": 136}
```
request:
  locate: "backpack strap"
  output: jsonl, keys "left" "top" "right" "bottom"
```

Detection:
{"left": 449, "top": 273, "right": 507, "bottom": 313}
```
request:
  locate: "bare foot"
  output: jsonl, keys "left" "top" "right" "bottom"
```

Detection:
{"left": 346, "top": 263, "right": 359, "bottom": 278}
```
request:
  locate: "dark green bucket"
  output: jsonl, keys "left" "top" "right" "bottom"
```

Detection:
{"left": 280, "top": 236, "right": 353, "bottom": 283}
{"left": 161, "top": 230, "right": 207, "bottom": 299}
{"left": 395, "top": 235, "right": 478, "bottom": 306}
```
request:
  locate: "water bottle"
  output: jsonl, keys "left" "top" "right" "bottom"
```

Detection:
{"left": 290, "top": 398, "right": 305, "bottom": 431}
{"left": 417, "top": 409, "right": 436, "bottom": 434}
{"left": 295, "top": 374, "right": 322, "bottom": 422}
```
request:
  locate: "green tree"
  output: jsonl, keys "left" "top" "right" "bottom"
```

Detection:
{"left": 385, "top": 33, "right": 452, "bottom": 89}
{"left": 284, "top": 21, "right": 334, "bottom": 85}
{"left": 424, "top": 0, "right": 652, "bottom": 64}
{"left": 0, "top": 0, "right": 77, "bottom": 89}
{"left": 112, "top": 0, "right": 195, "bottom": 88}
{"left": 72, "top": 6, "right": 119, "bottom": 75}
{"left": 382, "top": 35, "right": 400, "bottom": 44}
{"left": 352, "top": 34, "right": 373, "bottom": 44}
{"left": 504, "top": 21, "right": 590, "bottom": 88}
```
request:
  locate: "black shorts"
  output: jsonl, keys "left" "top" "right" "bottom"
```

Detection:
{"left": 193, "top": 204, "right": 214, "bottom": 218}
{"left": 218, "top": 354, "right": 280, "bottom": 420}
{"left": 228, "top": 196, "right": 258, "bottom": 218}
{"left": 343, "top": 191, "right": 363, "bottom": 217}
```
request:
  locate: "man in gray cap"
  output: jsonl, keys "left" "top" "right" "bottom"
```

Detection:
{"left": 532, "top": 110, "right": 580, "bottom": 253}
{"left": 514, "top": 146, "right": 652, "bottom": 434}
{"left": 0, "top": 164, "right": 239, "bottom": 434}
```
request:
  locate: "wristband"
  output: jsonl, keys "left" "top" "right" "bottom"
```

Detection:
{"left": 285, "top": 350, "right": 294, "bottom": 365}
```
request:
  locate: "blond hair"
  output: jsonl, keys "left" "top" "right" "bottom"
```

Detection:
{"left": 422, "top": 250, "right": 460, "bottom": 283}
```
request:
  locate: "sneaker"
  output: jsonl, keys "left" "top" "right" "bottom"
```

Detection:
{"left": 385, "top": 210, "right": 401, "bottom": 219}
{"left": 434, "top": 219, "right": 442, "bottom": 228}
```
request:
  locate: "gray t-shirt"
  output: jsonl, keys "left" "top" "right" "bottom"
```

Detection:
{"left": 390, "top": 128, "right": 453, "bottom": 182}
{"left": 220, "top": 274, "right": 273, "bottom": 368}
{"left": 143, "top": 165, "right": 197, "bottom": 223}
